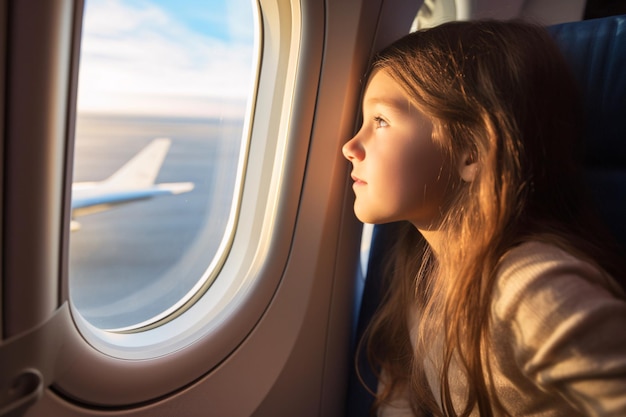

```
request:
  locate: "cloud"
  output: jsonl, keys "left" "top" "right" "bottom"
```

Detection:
{"left": 77, "top": 0, "right": 257, "bottom": 118}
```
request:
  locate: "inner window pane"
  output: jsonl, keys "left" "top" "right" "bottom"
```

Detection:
{"left": 69, "top": 0, "right": 258, "bottom": 331}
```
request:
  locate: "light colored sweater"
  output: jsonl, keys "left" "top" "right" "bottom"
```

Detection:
{"left": 379, "top": 241, "right": 626, "bottom": 416}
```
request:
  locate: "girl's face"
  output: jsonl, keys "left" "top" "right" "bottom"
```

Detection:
{"left": 342, "top": 69, "right": 455, "bottom": 229}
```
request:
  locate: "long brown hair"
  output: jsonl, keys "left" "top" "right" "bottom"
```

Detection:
{"left": 363, "top": 20, "right": 625, "bottom": 416}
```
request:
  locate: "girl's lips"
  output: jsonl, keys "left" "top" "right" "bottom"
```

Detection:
{"left": 351, "top": 174, "right": 366, "bottom": 185}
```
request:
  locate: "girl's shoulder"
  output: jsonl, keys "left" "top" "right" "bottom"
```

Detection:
{"left": 489, "top": 244, "right": 626, "bottom": 416}
{"left": 492, "top": 240, "right": 625, "bottom": 321}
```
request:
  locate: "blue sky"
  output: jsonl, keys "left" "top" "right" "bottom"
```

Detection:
{"left": 77, "top": 0, "right": 257, "bottom": 117}
{"left": 148, "top": 0, "right": 232, "bottom": 41}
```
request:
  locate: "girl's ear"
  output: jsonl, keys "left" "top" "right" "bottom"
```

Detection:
{"left": 458, "top": 152, "right": 478, "bottom": 182}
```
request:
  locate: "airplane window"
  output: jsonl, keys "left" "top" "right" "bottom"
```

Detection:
{"left": 69, "top": 0, "right": 258, "bottom": 332}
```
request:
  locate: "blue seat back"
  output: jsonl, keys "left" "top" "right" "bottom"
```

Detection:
{"left": 549, "top": 15, "right": 626, "bottom": 249}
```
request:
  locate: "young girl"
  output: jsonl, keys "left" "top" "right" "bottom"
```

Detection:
{"left": 342, "top": 20, "right": 626, "bottom": 416}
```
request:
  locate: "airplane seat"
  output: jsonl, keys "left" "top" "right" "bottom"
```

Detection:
{"left": 548, "top": 15, "right": 626, "bottom": 251}
{"left": 346, "top": 14, "right": 626, "bottom": 416}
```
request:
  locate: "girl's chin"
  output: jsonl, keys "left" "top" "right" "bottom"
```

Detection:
{"left": 353, "top": 208, "right": 393, "bottom": 225}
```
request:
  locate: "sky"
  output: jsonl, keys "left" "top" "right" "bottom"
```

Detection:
{"left": 76, "top": 0, "right": 257, "bottom": 118}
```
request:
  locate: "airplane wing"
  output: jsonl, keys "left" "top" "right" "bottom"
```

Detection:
{"left": 70, "top": 138, "right": 194, "bottom": 230}
{"left": 99, "top": 137, "right": 172, "bottom": 189}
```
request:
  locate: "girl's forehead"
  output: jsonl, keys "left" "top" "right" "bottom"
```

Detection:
{"left": 363, "top": 69, "right": 410, "bottom": 107}
{"left": 364, "top": 69, "right": 426, "bottom": 116}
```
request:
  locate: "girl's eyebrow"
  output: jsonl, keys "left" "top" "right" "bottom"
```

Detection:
{"left": 364, "top": 96, "right": 407, "bottom": 111}
{"left": 365, "top": 96, "right": 416, "bottom": 116}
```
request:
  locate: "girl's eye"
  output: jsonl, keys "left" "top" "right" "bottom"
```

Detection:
{"left": 374, "top": 116, "right": 389, "bottom": 128}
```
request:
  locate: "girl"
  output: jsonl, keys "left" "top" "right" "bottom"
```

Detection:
{"left": 342, "top": 20, "right": 626, "bottom": 416}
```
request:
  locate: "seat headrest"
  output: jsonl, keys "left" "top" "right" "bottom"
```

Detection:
{"left": 548, "top": 15, "right": 626, "bottom": 167}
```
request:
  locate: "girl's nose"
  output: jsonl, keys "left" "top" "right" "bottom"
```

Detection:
{"left": 342, "top": 134, "right": 364, "bottom": 161}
